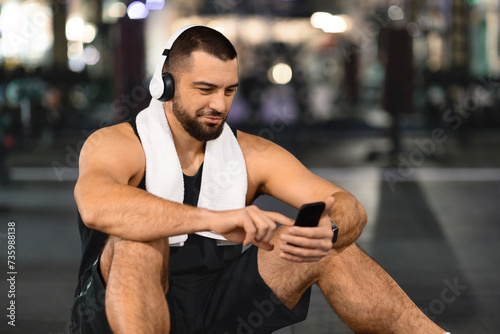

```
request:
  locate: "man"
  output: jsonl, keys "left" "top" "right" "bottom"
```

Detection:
{"left": 71, "top": 26, "right": 449, "bottom": 334}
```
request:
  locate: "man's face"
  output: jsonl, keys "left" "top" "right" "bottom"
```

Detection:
{"left": 171, "top": 51, "right": 238, "bottom": 142}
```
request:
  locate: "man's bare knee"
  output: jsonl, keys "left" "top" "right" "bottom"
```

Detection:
{"left": 100, "top": 236, "right": 170, "bottom": 290}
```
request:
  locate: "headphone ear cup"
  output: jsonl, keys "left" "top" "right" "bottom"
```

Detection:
{"left": 158, "top": 72, "right": 175, "bottom": 102}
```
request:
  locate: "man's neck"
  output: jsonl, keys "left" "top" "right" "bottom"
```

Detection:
{"left": 164, "top": 105, "right": 205, "bottom": 176}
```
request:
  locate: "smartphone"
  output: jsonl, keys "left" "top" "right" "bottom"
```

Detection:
{"left": 294, "top": 201, "right": 325, "bottom": 227}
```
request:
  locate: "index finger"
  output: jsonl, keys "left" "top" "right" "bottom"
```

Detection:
{"left": 262, "top": 211, "right": 294, "bottom": 226}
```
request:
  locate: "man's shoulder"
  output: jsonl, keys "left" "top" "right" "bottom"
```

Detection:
{"left": 235, "top": 130, "right": 297, "bottom": 167}
{"left": 78, "top": 121, "right": 145, "bottom": 183}
{"left": 236, "top": 130, "right": 280, "bottom": 155}
{"left": 87, "top": 122, "right": 137, "bottom": 143}
{"left": 82, "top": 121, "right": 142, "bottom": 155}
{"left": 234, "top": 129, "right": 317, "bottom": 201}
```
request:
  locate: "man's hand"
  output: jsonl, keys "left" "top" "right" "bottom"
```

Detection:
{"left": 209, "top": 206, "right": 294, "bottom": 251}
{"left": 279, "top": 196, "right": 336, "bottom": 262}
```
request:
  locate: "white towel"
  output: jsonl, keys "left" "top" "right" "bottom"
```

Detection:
{"left": 136, "top": 99, "right": 247, "bottom": 246}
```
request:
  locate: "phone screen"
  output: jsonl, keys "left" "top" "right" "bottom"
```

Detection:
{"left": 294, "top": 201, "right": 325, "bottom": 227}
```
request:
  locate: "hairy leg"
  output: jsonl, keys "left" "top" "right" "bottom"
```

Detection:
{"left": 316, "top": 243, "right": 444, "bottom": 333}
{"left": 100, "top": 236, "right": 170, "bottom": 333}
{"left": 258, "top": 227, "right": 445, "bottom": 334}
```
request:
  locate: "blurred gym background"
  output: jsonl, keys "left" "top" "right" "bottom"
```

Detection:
{"left": 0, "top": 0, "right": 499, "bottom": 333}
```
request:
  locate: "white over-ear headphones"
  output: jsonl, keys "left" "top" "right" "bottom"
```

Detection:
{"left": 149, "top": 25, "right": 204, "bottom": 102}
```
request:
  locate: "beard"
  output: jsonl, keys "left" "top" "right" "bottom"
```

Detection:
{"left": 171, "top": 98, "right": 226, "bottom": 142}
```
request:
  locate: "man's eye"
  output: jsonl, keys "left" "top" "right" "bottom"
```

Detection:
{"left": 225, "top": 89, "right": 236, "bottom": 95}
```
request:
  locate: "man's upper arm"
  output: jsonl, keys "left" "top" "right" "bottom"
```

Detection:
{"left": 75, "top": 123, "right": 145, "bottom": 209}
{"left": 238, "top": 131, "right": 345, "bottom": 209}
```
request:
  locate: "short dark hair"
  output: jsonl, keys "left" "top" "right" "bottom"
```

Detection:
{"left": 163, "top": 26, "right": 237, "bottom": 78}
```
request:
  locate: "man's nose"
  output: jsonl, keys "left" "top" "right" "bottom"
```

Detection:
{"left": 208, "top": 90, "right": 227, "bottom": 113}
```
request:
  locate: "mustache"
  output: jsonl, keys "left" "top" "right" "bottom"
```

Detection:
{"left": 196, "top": 109, "right": 224, "bottom": 118}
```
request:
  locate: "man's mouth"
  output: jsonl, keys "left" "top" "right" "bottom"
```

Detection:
{"left": 198, "top": 110, "right": 224, "bottom": 124}
{"left": 204, "top": 116, "right": 222, "bottom": 124}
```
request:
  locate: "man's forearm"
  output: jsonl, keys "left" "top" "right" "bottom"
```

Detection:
{"left": 75, "top": 177, "right": 212, "bottom": 242}
{"left": 329, "top": 191, "right": 367, "bottom": 248}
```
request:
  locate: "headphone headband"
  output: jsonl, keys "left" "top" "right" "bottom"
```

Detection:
{"left": 149, "top": 25, "right": 204, "bottom": 101}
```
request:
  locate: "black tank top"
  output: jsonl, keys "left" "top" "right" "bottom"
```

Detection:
{"left": 74, "top": 118, "right": 242, "bottom": 295}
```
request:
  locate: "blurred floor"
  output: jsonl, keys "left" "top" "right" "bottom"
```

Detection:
{"left": 0, "top": 130, "right": 499, "bottom": 333}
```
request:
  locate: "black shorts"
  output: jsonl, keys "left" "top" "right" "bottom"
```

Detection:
{"left": 70, "top": 245, "right": 311, "bottom": 334}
